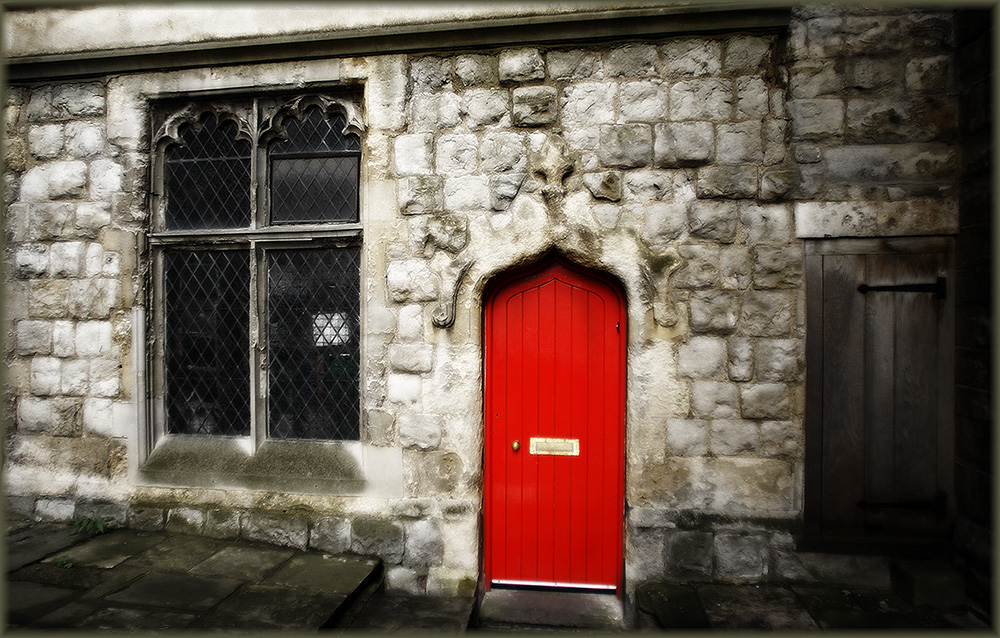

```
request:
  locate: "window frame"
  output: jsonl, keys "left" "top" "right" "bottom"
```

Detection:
{"left": 146, "top": 92, "right": 365, "bottom": 454}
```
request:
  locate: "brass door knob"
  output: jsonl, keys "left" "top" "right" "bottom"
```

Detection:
{"left": 511, "top": 440, "right": 521, "bottom": 451}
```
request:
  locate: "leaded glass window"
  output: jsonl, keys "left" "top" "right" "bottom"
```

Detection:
{"left": 150, "top": 95, "right": 363, "bottom": 444}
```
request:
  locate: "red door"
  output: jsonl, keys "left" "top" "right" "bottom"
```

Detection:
{"left": 484, "top": 256, "right": 626, "bottom": 592}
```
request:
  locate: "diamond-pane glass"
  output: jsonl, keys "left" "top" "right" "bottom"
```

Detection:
{"left": 164, "top": 250, "right": 250, "bottom": 436}
{"left": 269, "top": 106, "right": 360, "bottom": 224}
{"left": 268, "top": 247, "right": 360, "bottom": 440}
{"left": 165, "top": 115, "right": 251, "bottom": 230}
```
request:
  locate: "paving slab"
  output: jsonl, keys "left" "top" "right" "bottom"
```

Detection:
{"left": 189, "top": 544, "right": 295, "bottom": 581}
{"left": 195, "top": 584, "right": 348, "bottom": 630}
{"left": 478, "top": 590, "right": 624, "bottom": 631}
{"left": 74, "top": 605, "right": 200, "bottom": 630}
{"left": 263, "top": 552, "right": 380, "bottom": 595}
{"left": 7, "top": 580, "right": 85, "bottom": 627}
{"left": 791, "top": 585, "right": 873, "bottom": 629}
{"left": 348, "top": 591, "right": 475, "bottom": 631}
{"left": 635, "top": 582, "right": 710, "bottom": 629}
{"left": 102, "top": 570, "right": 243, "bottom": 611}
{"left": 122, "top": 533, "right": 228, "bottom": 572}
{"left": 696, "top": 584, "right": 820, "bottom": 630}
{"left": 41, "top": 529, "right": 166, "bottom": 568}
{"left": 7, "top": 522, "right": 85, "bottom": 571}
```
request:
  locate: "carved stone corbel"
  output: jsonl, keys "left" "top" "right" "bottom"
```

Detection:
{"left": 432, "top": 259, "right": 475, "bottom": 329}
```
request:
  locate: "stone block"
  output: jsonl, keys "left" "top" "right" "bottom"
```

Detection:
{"left": 674, "top": 245, "right": 720, "bottom": 290}
{"left": 455, "top": 54, "right": 498, "bottom": 86}
{"left": 30, "top": 357, "right": 61, "bottom": 396}
{"left": 13, "top": 245, "right": 48, "bottom": 279}
{"left": 52, "top": 83, "right": 105, "bottom": 117}
{"left": 166, "top": 508, "right": 205, "bottom": 535}
{"left": 499, "top": 48, "right": 544, "bottom": 82}
{"left": 756, "top": 339, "right": 801, "bottom": 383}
{"left": 905, "top": 55, "right": 952, "bottom": 93}
{"left": 36, "top": 499, "right": 76, "bottom": 521}
{"left": 386, "top": 566, "right": 424, "bottom": 594}
{"left": 741, "top": 383, "right": 791, "bottom": 419}
{"left": 727, "top": 337, "right": 754, "bottom": 382}
{"left": 394, "top": 133, "right": 433, "bottom": 176}
{"left": 763, "top": 120, "right": 787, "bottom": 166}
{"left": 695, "top": 165, "right": 757, "bottom": 199}
{"left": 691, "top": 380, "right": 739, "bottom": 419}
{"left": 662, "top": 40, "right": 722, "bottom": 76}
{"left": 129, "top": 507, "right": 166, "bottom": 532}
{"left": 68, "top": 279, "right": 119, "bottom": 318}
{"left": 411, "top": 56, "right": 452, "bottom": 90}
{"left": 310, "top": 516, "right": 351, "bottom": 554}
{"left": 583, "top": 171, "right": 622, "bottom": 202}
{"left": 716, "top": 121, "right": 763, "bottom": 164}
{"left": 678, "top": 336, "right": 726, "bottom": 378}
{"left": 409, "top": 92, "right": 462, "bottom": 132}
{"left": 89, "top": 159, "right": 122, "bottom": 200}
{"left": 606, "top": 44, "right": 660, "bottom": 78}
{"left": 759, "top": 421, "right": 799, "bottom": 456}
{"left": 399, "top": 176, "right": 444, "bottom": 214}
{"left": 792, "top": 200, "right": 958, "bottom": 238}
{"left": 847, "top": 56, "right": 900, "bottom": 92}
{"left": 688, "top": 200, "right": 739, "bottom": 243}
{"left": 61, "top": 359, "right": 90, "bottom": 395}
{"left": 665, "top": 530, "right": 714, "bottom": 578}
{"left": 490, "top": 173, "right": 527, "bottom": 211}
{"left": 787, "top": 99, "right": 844, "bottom": 140}
{"left": 21, "top": 162, "right": 88, "bottom": 201}
{"left": 389, "top": 344, "right": 432, "bottom": 374}
{"left": 546, "top": 50, "right": 598, "bottom": 80}
{"left": 82, "top": 397, "right": 113, "bottom": 436}
{"left": 621, "top": 81, "right": 668, "bottom": 122}
{"left": 623, "top": 170, "right": 671, "bottom": 202}
{"left": 403, "top": 450, "right": 462, "bottom": 496}
{"left": 600, "top": 124, "right": 652, "bottom": 168}
{"left": 626, "top": 527, "right": 666, "bottom": 581}
{"left": 422, "top": 215, "right": 468, "bottom": 255}
{"left": 83, "top": 242, "right": 104, "bottom": 277}
{"left": 398, "top": 413, "right": 443, "bottom": 450}
{"left": 666, "top": 419, "right": 709, "bottom": 456}
{"left": 479, "top": 132, "right": 526, "bottom": 173}
{"left": 711, "top": 419, "right": 759, "bottom": 455}
{"left": 75, "top": 202, "right": 111, "bottom": 237}
{"left": 387, "top": 260, "right": 438, "bottom": 303}
{"left": 739, "top": 203, "right": 791, "bottom": 244}
{"left": 735, "top": 76, "right": 769, "bottom": 120}
{"left": 720, "top": 247, "right": 752, "bottom": 290}
{"left": 25, "top": 202, "right": 75, "bottom": 239}
{"left": 562, "top": 83, "right": 616, "bottom": 126}
{"left": 436, "top": 134, "right": 478, "bottom": 176}
{"left": 740, "top": 291, "right": 795, "bottom": 336}
{"left": 49, "top": 241, "right": 85, "bottom": 277}
{"left": 28, "top": 124, "right": 64, "bottom": 159}
{"left": 89, "top": 359, "right": 120, "bottom": 398}
{"left": 64, "top": 121, "right": 105, "bottom": 158}
{"left": 463, "top": 89, "right": 509, "bottom": 129}
{"left": 18, "top": 397, "right": 53, "bottom": 432}
{"left": 789, "top": 61, "right": 845, "bottom": 99}
{"left": 643, "top": 202, "right": 687, "bottom": 243}
{"left": 752, "top": 245, "right": 803, "bottom": 289}
{"left": 444, "top": 175, "right": 490, "bottom": 211}
{"left": 513, "top": 86, "right": 558, "bottom": 126}
{"left": 654, "top": 121, "right": 715, "bottom": 167}
{"left": 387, "top": 373, "right": 422, "bottom": 406}
{"left": 352, "top": 517, "right": 405, "bottom": 563}
{"left": 592, "top": 204, "right": 620, "bottom": 229}
{"left": 203, "top": 507, "right": 241, "bottom": 539}
{"left": 75, "top": 321, "right": 112, "bottom": 357}
{"left": 17, "top": 320, "right": 52, "bottom": 355}
{"left": 689, "top": 291, "right": 740, "bottom": 334}
{"left": 29, "top": 280, "right": 70, "bottom": 318}
{"left": 715, "top": 533, "right": 768, "bottom": 581}
{"left": 398, "top": 305, "right": 425, "bottom": 342}
{"left": 403, "top": 519, "right": 445, "bottom": 568}
{"left": 724, "top": 36, "right": 772, "bottom": 73}
{"left": 669, "top": 79, "right": 732, "bottom": 121}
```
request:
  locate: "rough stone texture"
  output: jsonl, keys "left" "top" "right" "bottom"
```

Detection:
{"left": 600, "top": 125, "right": 653, "bottom": 168}
{"left": 398, "top": 413, "right": 443, "bottom": 450}
{"left": 352, "top": 517, "right": 405, "bottom": 563}
{"left": 714, "top": 533, "right": 769, "bottom": 581}
{"left": 512, "top": 86, "right": 558, "bottom": 126}
{"left": 309, "top": 516, "right": 351, "bottom": 554}
{"left": 666, "top": 419, "right": 708, "bottom": 456}
{"left": 678, "top": 336, "right": 726, "bottom": 378}
{"left": 691, "top": 381, "right": 739, "bottom": 419}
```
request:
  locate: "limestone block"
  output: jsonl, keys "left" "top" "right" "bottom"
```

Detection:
{"left": 678, "top": 336, "right": 726, "bottom": 378}
{"left": 89, "top": 159, "right": 123, "bottom": 200}
{"left": 626, "top": 527, "right": 666, "bottom": 581}
{"left": 724, "top": 36, "right": 772, "bottom": 73}
{"left": 499, "top": 48, "right": 545, "bottom": 82}
{"left": 310, "top": 516, "right": 351, "bottom": 554}
{"left": 546, "top": 50, "right": 599, "bottom": 80}
{"left": 398, "top": 305, "right": 425, "bottom": 342}
{"left": 739, "top": 204, "right": 791, "bottom": 244}
{"left": 82, "top": 397, "right": 113, "bottom": 436}
{"left": 826, "top": 144, "right": 955, "bottom": 183}
{"left": 711, "top": 419, "right": 758, "bottom": 455}
{"left": 387, "top": 373, "right": 422, "bottom": 405}
{"left": 386, "top": 566, "right": 424, "bottom": 594}
{"left": 14, "top": 244, "right": 49, "bottom": 280}
{"left": 848, "top": 57, "right": 900, "bottom": 92}
{"left": 691, "top": 380, "right": 739, "bottom": 418}
{"left": 403, "top": 450, "right": 463, "bottom": 496}
{"left": 669, "top": 79, "right": 733, "bottom": 121}
{"left": 204, "top": 507, "right": 241, "bottom": 539}
{"left": 592, "top": 203, "right": 620, "bottom": 228}
{"left": 792, "top": 200, "right": 958, "bottom": 238}
{"left": 606, "top": 44, "right": 660, "bottom": 78}
{"left": 759, "top": 161, "right": 795, "bottom": 198}
{"left": 28, "top": 124, "right": 64, "bottom": 159}
{"left": 600, "top": 124, "right": 652, "bottom": 168}
{"left": 770, "top": 89, "right": 786, "bottom": 119}
{"left": 741, "top": 383, "right": 791, "bottom": 419}
{"left": 64, "top": 121, "right": 105, "bottom": 159}
{"left": 29, "top": 280, "right": 70, "bottom": 318}
{"left": 76, "top": 321, "right": 112, "bottom": 357}
{"left": 403, "top": 519, "right": 445, "bottom": 568}
{"left": 68, "top": 279, "right": 119, "bottom": 318}
{"left": 727, "top": 337, "right": 754, "bottom": 382}
{"left": 512, "top": 86, "right": 558, "bottom": 126}
{"left": 793, "top": 144, "right": 822, "bottom": 164}
{"left": 352, "top": 516, "right": 405, "bottom": 563}
{"left": 244, "top": 511, "right": 308, "bottom": 549}
{"left": 906, "top": 56, "right": 952, "bottom": 93}
{"left": 49, "top": 241, "right": 86, "bottom": 277}
{"left": 689, "top": 200, "right": 739, "bottom": 243}
{"left": 444, "top": 175, "right": 489, "bottom": 211}
{"left": 61, "top": 359, "right": 90, "bottom": 395}
{"left": 753, "top": 245, "right": 803, "bottom": 289}
{"left": 394, "top": 133, "right": 434, "bottom": 176}
{"left": 436, "top": 133, "right": 478, "bottom": 176}
{"left": 75, "top": 202, "right": 111, "bottom": 237}
{"left": 26, "top": 87, "right": 54, "bottom": 122}
{"left": 689, "top": 291, "right": 740, "bottom": 334}
{"left": 21, "top": 162, "right": 88, "bottom": 201}
{"left": 741, "top": 291, "right": 795, "bottom": 336}
{"left": 409, "top": 92, "right": 462, "bottom": 132}
{"left": 787, "top": 99, "right": 844, "bottom": 140}
{"left": 716, "top": 121, "right": 763, "bottom": 164}
{"left": 714, "top": 533, "right": 768, "bottom": 581}
{"left": 399, "top": 176, "right": 444, "bottom": 214}
{"left": 654, "top": 121, "right": 715, "bottom": 167}
{"left": 755, "top": 339, "right": 802, "bottom": 383}
{"left": 674, "top": 245, "right": 720, "bottom": 290}
{"left": 562, "top": 83, "right": 616, "bottom": 126}
{"left": 620, "top": 81, "right": 668, "bottom": 122}
{"left": 90, "top": 359, "right": 120, "bottom": 398}
{"left": 37, "top": 499, "right": 76, "bottom": 521}
{"left": 583, "top": 171, "right": 622, "bottom": 201}
{"left": 368, "top": 56, "right": 407, "bottom": 131}
{"left": 129, "top": 507, "right": 166, "bottom": 532}
{"left": 760, "top": 420, "right": 800, "bottom": 457}
{"left": 411, "top": 56, "right": 452, "bottom": 90}
{"left": 455, "top": 54, "right": 498, "bottom": 86}
{"left": 18, "top": 397, "right": 53, "bottom": 433}
{"left": 463, "top": 89, "right": 509, "bottom": 129}
{"left": 30, "top": 357, "right": 61, "bottom": 396}
{"left": 26, "top": 202, "right": 75, "bottom": 239}
{"left": 17, "top": 320, "right": 53, "bottom": 355}
{"left": 490, "top": 173, "right": 527, "bottom": 211}
{"left": 83, "top": 242, "right": 104, "bottom": 277}
{"left": 52, "top": 83, "right": 106, "bottom": 117}
{"left": 53, "top": 321, "right": 75, "bottom": 357}
{"left": 666, "top": 419, "right": 709, "bottom": 456}
{"left": 658, "top": 456, "right": 794, "bottom": 513}
{"left": 789, "top": 61, "right": 845, "bottom": 99}
{"left": 665, "top": 530, "right": 714, "bottom": 578}
{"left": 398, "top": 413, "right": 443, "bottom": 450}
{"left": 389, "top": 344, "right": 433, "bottom": 373}
{"left": 623, "top": 170, "right": 671, "bottom": 202}
{"left": 695, "top": 165, "right": 757, "bottom": 199}
{"left": 643, "top": 202, "right": 687, "bottom": 243}
{"left": 720, "top": 247, "right": 752, "bottom": 290}
{"left": 480, "top": 132, "right": 526, "bottom": 173}
{"left": 663, "top": 39, "right": 722, "bottom": 77}
{"left": 736, "top": 77, "right": 770, "bottom": 120}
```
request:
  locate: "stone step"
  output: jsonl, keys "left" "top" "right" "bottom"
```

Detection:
{"left": 890, "top": 559, "right": 966, "bottom": 609}
{"left": 475, "top": 589, "right": 625, "bottom": 631}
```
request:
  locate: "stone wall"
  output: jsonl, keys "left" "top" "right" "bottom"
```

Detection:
{"left": 3, "top": 5, "right": 968, "bottom": 598}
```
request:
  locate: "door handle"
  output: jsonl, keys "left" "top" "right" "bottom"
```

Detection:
{"left": 511, "top": 440, "right": 520, "bottom": 452}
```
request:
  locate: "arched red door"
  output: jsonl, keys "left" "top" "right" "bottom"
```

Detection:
{"left": 484, "top": 256, "right": 626, "bottom": 592}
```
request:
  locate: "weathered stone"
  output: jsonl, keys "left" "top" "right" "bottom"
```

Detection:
{"left": 727, "top": 337, "right": 754, "bottom": 382}
{"left": 691, "top": 380, "right": 739, "bottom": 418}
{"left": 591, "top": 203, "right": 620, "bottom": 228}
{"left": 409, "top": 92, "right": 462, "bottom": 131}
{"left": 711, "top": 419, "right": 758, "bottom": 455}
{"left": 403, "top": 450, "right": 463, "bottom": 496}
{"left": 463, "top": 89, "right": 509, "bottom": 129}
{"left": 399, "top": 176, "right": 444, "bottom": 214}
{"left": 715, "top": 533, "right": 768, "bottom": 581}
{"left": 724, "top": 36, "right": 772, "bottom": 73}
{"left": 394, "top": 133, "right": 434, "bottom": 176}
{"left": 403, "top": 519, "right": 444, "bottom": 568}
{"left": 129, "top": 507, "right": 166, "bottom": 532}
{"left": 512, "top": 86, "right": 558, "bottom": 126}
{"left": 623, "top": 170, "right": 670, "bottom": 202}
{"left": 740, "top": 291, "right": 795, "bottom": 336}
{"left": 674, "top": 245, "right": 720, "bottom": 289}
{"left": 695, "top": 166, "right": 757, "bottom": 199}
{"left": 654, "top": 121, "right": 715, "bottom": 167}
{"left": 740, "top": 204, "right": 791, "bottom": 244}
{"left": 52, "top": 321, "right": 75, "bottom": 357}
{"left": 755, "top": 339, "right": 802, "bottom": 382}
{"left": 398, "top": 413, "right": 442, "bottom": 450}
{"left": 352, "top": 517, "right": 405, "bottom": 563}
{"left": 688, "top": 201, "right": 739, "bottom": 242}
{"left": 719, "top": 247, "right": 752, "bottom": 290}
{"left": 793, "top": 200, "right": 958, "bottom": 238}
{"left": 620, "top": 81, "right": 668, "bottom": 122}
{"left": 17, "top": 320, "right": 53, "bottom": 355}
{"left": 166, "top": 508, "right": 205, "bottom": 535}
{"left": 787, "top": 99, "right": 844, "bottom": 139}
{"left": 435, "top": 134, "right": 477, "bottom": 177}
{"left": 21, "top": 162, "right": 88, "bottom": 201}
{"left": 662, "top": 40, "right": 722, "bottom": 76}
{"left": 310, "top": 516, "right": 351, "bottom": 554}
{"left": 444, "top": 175, "right": 489, "bottom": 211}
{"left": 411, "top": 56, "right": 452, "bottom": 90}
{"left": 741, "top": 383, "right": 791, "bottom": 419}
{"left": 30, "top": 357, "right": 61, "bottom": 396}
{"left": 387, "top": 373, "right": 422, "bottom": 405}
{"left": 64, "top": 121, "right": 105, "bottom": 158}
{"left": 546, "top": 50, "right": 598, "bottom": 80}
{"left": 398, "top": 305, "right": 425, "bottom": 342}
{"left": 666, "top": 419, "right": 709, "bottom": 456}
{"left": 52, "top": 83, "right": 105, "bottom": 117}
{"left": 36, "top": 499, "right": 76, "bottom": 520}
{"left": 665, "top": 530, "right": 714, "bottom": 578}
{"left": 68, "top": 279, "right": 119, "bottom": 318}
{"left": 716, "top": 121, "right": 763, "bottom": 164}
{"left": 388, "top": 344, "right": 433, "bottom": 373}
{"left": 499, "top": 48, "right": 544, "bottom": 82}
{"left": 61, "top": 358, "right": 89, "bottom": 395}
{"left": 75, "top": 321, "right": 112, "bottom": 357}
{"left": 600, "top": 124, "right": 652, "bottom": 168}
{"left": 25, "top": 202, "right": 75, "bottom": 239}
{"left": 244, "top": 511, "right": 308, "bottom": 549}
{"left": 28, "top": 124, "right": 64, "bottom": 159}
{"left": 480, "top": 132, "right": 526, "bottom": 173}
{"left": 204, "top": 507, "right": 241, "bottom": 539}
{"left": 678, "top": 336, "right": 726, "bottom": 378}
{"left": 905, "top": 55, "right": 952, "bottom": 93}
{"left": 735, "top": 76, "right": 769, "bottom": 120}
{"left": 789, "top": 61, "right": 845, "bottom": 99}
{"left": 18, "top": 397, "right": 53, "bottom": 433}
{"left": 583, "top": 171, "right": 622, "bottom": 201}
{"left": 643, "top": 202, "right": 687, "bottom": 243}
{"left": 455, "top": 54, "right": 498, "bottom": 86}
{"left": 75, "top": 202, "right": 112, "bottom": 237}
{"left": 606, "top": 44, "right": 660, "bottom": 78}
{"left": 670, "top": 79, "right": 733, "bottom": 121}
{"left": 793, "top": 144, "right": 822, "bottom": 163}
{"left": 759, "top": 421, "right": 799, "bottom": 457}
{"left": 49, "top": 241, "right": 85, "bottom": 277}
{"left": 489, "top": 172, "right": 526, "bottom": 211}
{"left": 562, "top": 83, "right": 616, "bottom": 126}
{"left": 752, "top": 245, "right": 802, "bottom": 289}
{"left": 89, "top": 159, "right": 122, "bottom": 200}
{"left": 82, "top": 397, "right": 112, "bottom": 436}
{"left": 689, "top": 291, "right": 740, "bottom": 333}
{"left": 13, "top": 245, "right": 47, "bottom": 279}
{"left": 29, "top": 280, "right": 70, "bottom": 318}
{"left": 89, "top": 359, "right": 120, "bottom": 398}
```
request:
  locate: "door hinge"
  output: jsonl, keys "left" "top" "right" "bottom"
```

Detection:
{"left": 857, "top": 277, "right": 947, "bottom": 299}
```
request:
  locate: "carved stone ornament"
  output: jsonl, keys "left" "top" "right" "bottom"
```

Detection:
{"left": 153, "top": 103, "right": 254, "bottom": 154}
{"left": 259, "top": 94, "right": 365, "bottom": 144}
{"left": 529, "top": 134, "right": 577, "bottom": 212}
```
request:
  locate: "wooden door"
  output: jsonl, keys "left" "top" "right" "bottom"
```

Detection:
{"left": 804, "top": 239, "right": 954, "bottom": 548}
{"left": 484, "top": 256, "right": 626, "bottom": 591}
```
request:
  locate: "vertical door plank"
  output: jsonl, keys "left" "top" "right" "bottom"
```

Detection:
{"left": 536, "top": 281, "right": 556, "bottom": 582}
{"left": 586, "top": 289, "right": 608, "bottom": 584}
{"left": 567, "top": 285, "right": 589, "bottom": 584}
{"left": 505, "top": 291, "right": 525, "bottom": 582}
{"left": 803, "top": 254, "right": 825, "bottom": 535}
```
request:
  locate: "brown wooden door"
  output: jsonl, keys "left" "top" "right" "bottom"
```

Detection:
{"left": 804, "top": 239, "right": 954, "bottom": 546}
